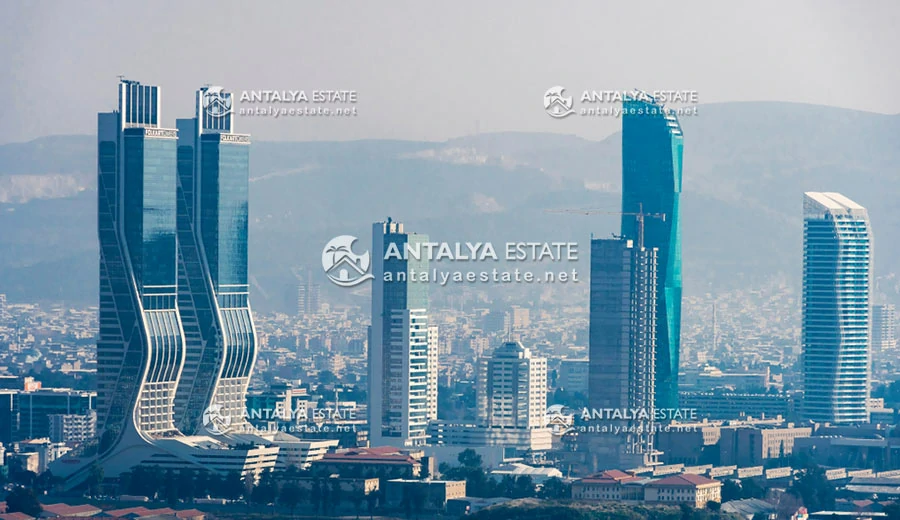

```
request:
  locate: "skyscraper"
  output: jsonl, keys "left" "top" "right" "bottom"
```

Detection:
{"left": 297, "top": 277, "right": 321, "bottom": 316}
{"left": 476, "top": 341, "right": 547, "bottom": 429}
{"left": 174, "top": 86, "right": 255, "bottom": 434}
{"left": 97, "top": 79, "right": 185, "bottom": 447}
{"left": 588, "top": 238, "right": 658, "bottom": 468}
{"left": 621, "top": 91, "right": 683, "bottom": 410}
{"left": 872, "top": 304, "right": 896, "bottom": 355}
{"left": 426, "top": 325, "right": 439, "bottom": 421}
{"left": 369, "top": 219, "right": 432, "bottom": 447}
{"left": 802, "top": 192, "right": 872, "bottom": 424}
{"left": 56, "top": 80, "right": 276, "bottom": 488}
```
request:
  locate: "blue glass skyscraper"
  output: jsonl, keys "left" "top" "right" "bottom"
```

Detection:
{"left": 620, "top": 92, "right": 683, "bottom": 410}
{"left": 97, "top": 79, "right": 184, "bottom": 450}
{"left": 175, "top": 87, "right": 255, "bottom": 434}
{"left": 802, "top": 192, "right": 871, "bottom": 424}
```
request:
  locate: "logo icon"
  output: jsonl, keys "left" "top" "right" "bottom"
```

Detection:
{"left": 202, "top": 86, "right": 232, "bottom": 117}
{"left": 202, "top": 404, "right": 232, "bottom": 435}
{"left": 545, "top": 404, "right": 575, "bottom": 437}
{"left": 322, "top": 235, "right": 374, "bottom": 287}
{"left": 544, "top": 86, "right": 575, "bottom": 118}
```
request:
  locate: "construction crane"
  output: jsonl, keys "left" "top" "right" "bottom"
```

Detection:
{"left": 545, "top": 203, "right": 665, "bottom": 250}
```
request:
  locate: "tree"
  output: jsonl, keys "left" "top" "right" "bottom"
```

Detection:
{"left": 177, "top": 469, "right": 196, "bottom": 501}
{"left": 251, "top": 470, "right": 278, "bottom": 507}
{"left": 329, "top": 479, "right": 343, "bottom": 515}
{"left": 366, "top": 489, "right": 380, "bottom": 519}
{"left": 5, "top": 486, "right": 42, "bottom": 517}
{"left": 348, "top": 489, "right": 365, "bottom": 519}
{"left": 706, "top": 500, "right": 721, "bottom": 512}
{"left": 164, "top": 469, "right": 179, "bottom": 507}
{"left": 512, "top": 475, "right": 535, "bottom": 498}
{"left": 740, "top": 477, "right": 765, "bottom": 499}
{"left": 222, "top": 471, "right": 244, "bottom": 501}
{"left": 458, "top": 448, "right": 483, "bottom": 469}
{"left": 279, "top": 482, "right": 302, "bottom": 516}
{"left": 86, "top": 463, "right": 104, "bottom": 497}
{"left": 538, "top": 477, "right": 570, "bottom": 499}
{"left": 721, "top": 480, "right": 741, "bottom": 502}
{"left": 883, "top": 503, "right": 900, "bottom": 520}
{"left": 788, "top": 465, "right": 835, "bottom": 512}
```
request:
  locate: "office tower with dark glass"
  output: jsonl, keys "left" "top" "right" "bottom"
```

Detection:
{"left": 96, "top": 79, "right": 185, "bottom": 446}
{"left": 369, "top": 219, "right": 433, "bottom": 447}
{"left": 588, "top": 237, "right": 658, "bottom": 468}
{"left": 802, "top": 192, "right": 872, "bottom": 424}
{"left": 55, "top": 81, "right": 279, "bottom": 489}
{"left": 621, "top": 91, "right": 683, "bottom": 410}
{"left": 174, "top": 86, "right": 255, "bottom": 434}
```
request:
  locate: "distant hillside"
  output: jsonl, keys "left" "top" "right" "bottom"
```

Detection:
{"left": 1, "top": 102, "right": 899, "bottom": 310}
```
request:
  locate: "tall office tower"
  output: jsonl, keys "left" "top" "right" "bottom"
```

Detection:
{"left": 173, "top": 86, "right": 255, "bottom": 434}
{"left": 370, "top": 219, "right": 430, "bottom": 447}
{"left": 621, "top": 91, "right": 683, "bottom": 410}
{"left": 589, "top": 238, "right": 658, "bottom": 468}
{"left": 872, "top": 304, "right": 896, "bottom": 354}
{"left": 297, "top": 278, "right": 321, "bottom": 316}
{"left": 97, "top": 79, "right": 185, "bottom": 447}
{"left": 803, "top": 192, "right": 872, "bottom": 424}
{"left": 426, "top": 325, "right": 439, "bottom": 420}
{"left": 475, "top": 341, "right": 547, "bottom": 429}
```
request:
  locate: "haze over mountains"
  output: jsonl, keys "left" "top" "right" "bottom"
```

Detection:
{"left": 2, "top": 102, "right": 899, "bottom": 312}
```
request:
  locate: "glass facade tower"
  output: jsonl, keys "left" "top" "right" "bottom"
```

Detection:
{"left": 621, "top": 91, "right": 683, "bottom": 410}
{"left": 802, "top": 192, "right": 871, "bottom": 424}
{"left": 97, "top": 79, "right": 185, "bottom": 450}
{"left": 588, "top": 238, "right": 658, "bottom": 468}
{"left": 174, "top": 87, "right": 255, "bottom": 434}
{"left": 369, "top": 219, "right": 433, "bottom": 447}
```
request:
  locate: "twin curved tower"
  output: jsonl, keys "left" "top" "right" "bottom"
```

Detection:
{"left": 95, "top": 80, "right": 255, "bottom": 459}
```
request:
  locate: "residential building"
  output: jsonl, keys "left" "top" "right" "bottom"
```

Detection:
{"left": 369, "top": 219, "right": 431, "bottom": 447}
{"left": 802, "top": 192, "right": 872, "bottom": 423}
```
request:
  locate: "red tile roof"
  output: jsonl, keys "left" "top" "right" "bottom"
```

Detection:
{"left": 0, "top": 513, "right": 34, "bottom": 520}
{"left": 651, "top": 474, "right": 720, "bottom": 487}
{"left": 321, "top": 447, "right": 419, "bottom": 465}
{"left": 579, "top": 470, "right": 642, "bottom": 484}
{"left": 42, "top": 503, "right": 103, "bottom": 516}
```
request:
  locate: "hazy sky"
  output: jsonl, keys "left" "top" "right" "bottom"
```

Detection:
{"left": 1, "top": 0, "right": 898, "bottom": 144}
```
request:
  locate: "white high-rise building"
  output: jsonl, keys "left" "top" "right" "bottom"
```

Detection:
{"left": 803, "top": 192, "right": 872, "bottom": 424}
{"left": 426, "top": 325, "right": 439, "bottom": 421}
{"left": 370, "top": 219, "right": 430, "bottom": 447}
{"left": 872, "top": 304, "right": 896, "bottom": 354}
{"left": 476, "top": 341, "right": 547, "bottom": 429}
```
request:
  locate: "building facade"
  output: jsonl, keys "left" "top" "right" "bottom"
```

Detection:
{"left": 621, "top": 91, "right": 683, "bottom": 410}
{"left": 802, "top": 192, "right": 872, "bottom": 424}
{"left": 173, "top": 86, "right": 256, "bottom": 435}
{"left": 589, "top": 238, "right": 658, "bottom": 467}
{"left": 370, "top": 219, "right": 433, "bottom": 447}
{"left": 872, "top": 304, "right": 896, "bottom": 354}
{"left": 96, "top": 79, "right": 185, "bottom": 445}
{"left": 476, "top": 341, "right": 547, "bottom": 429}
